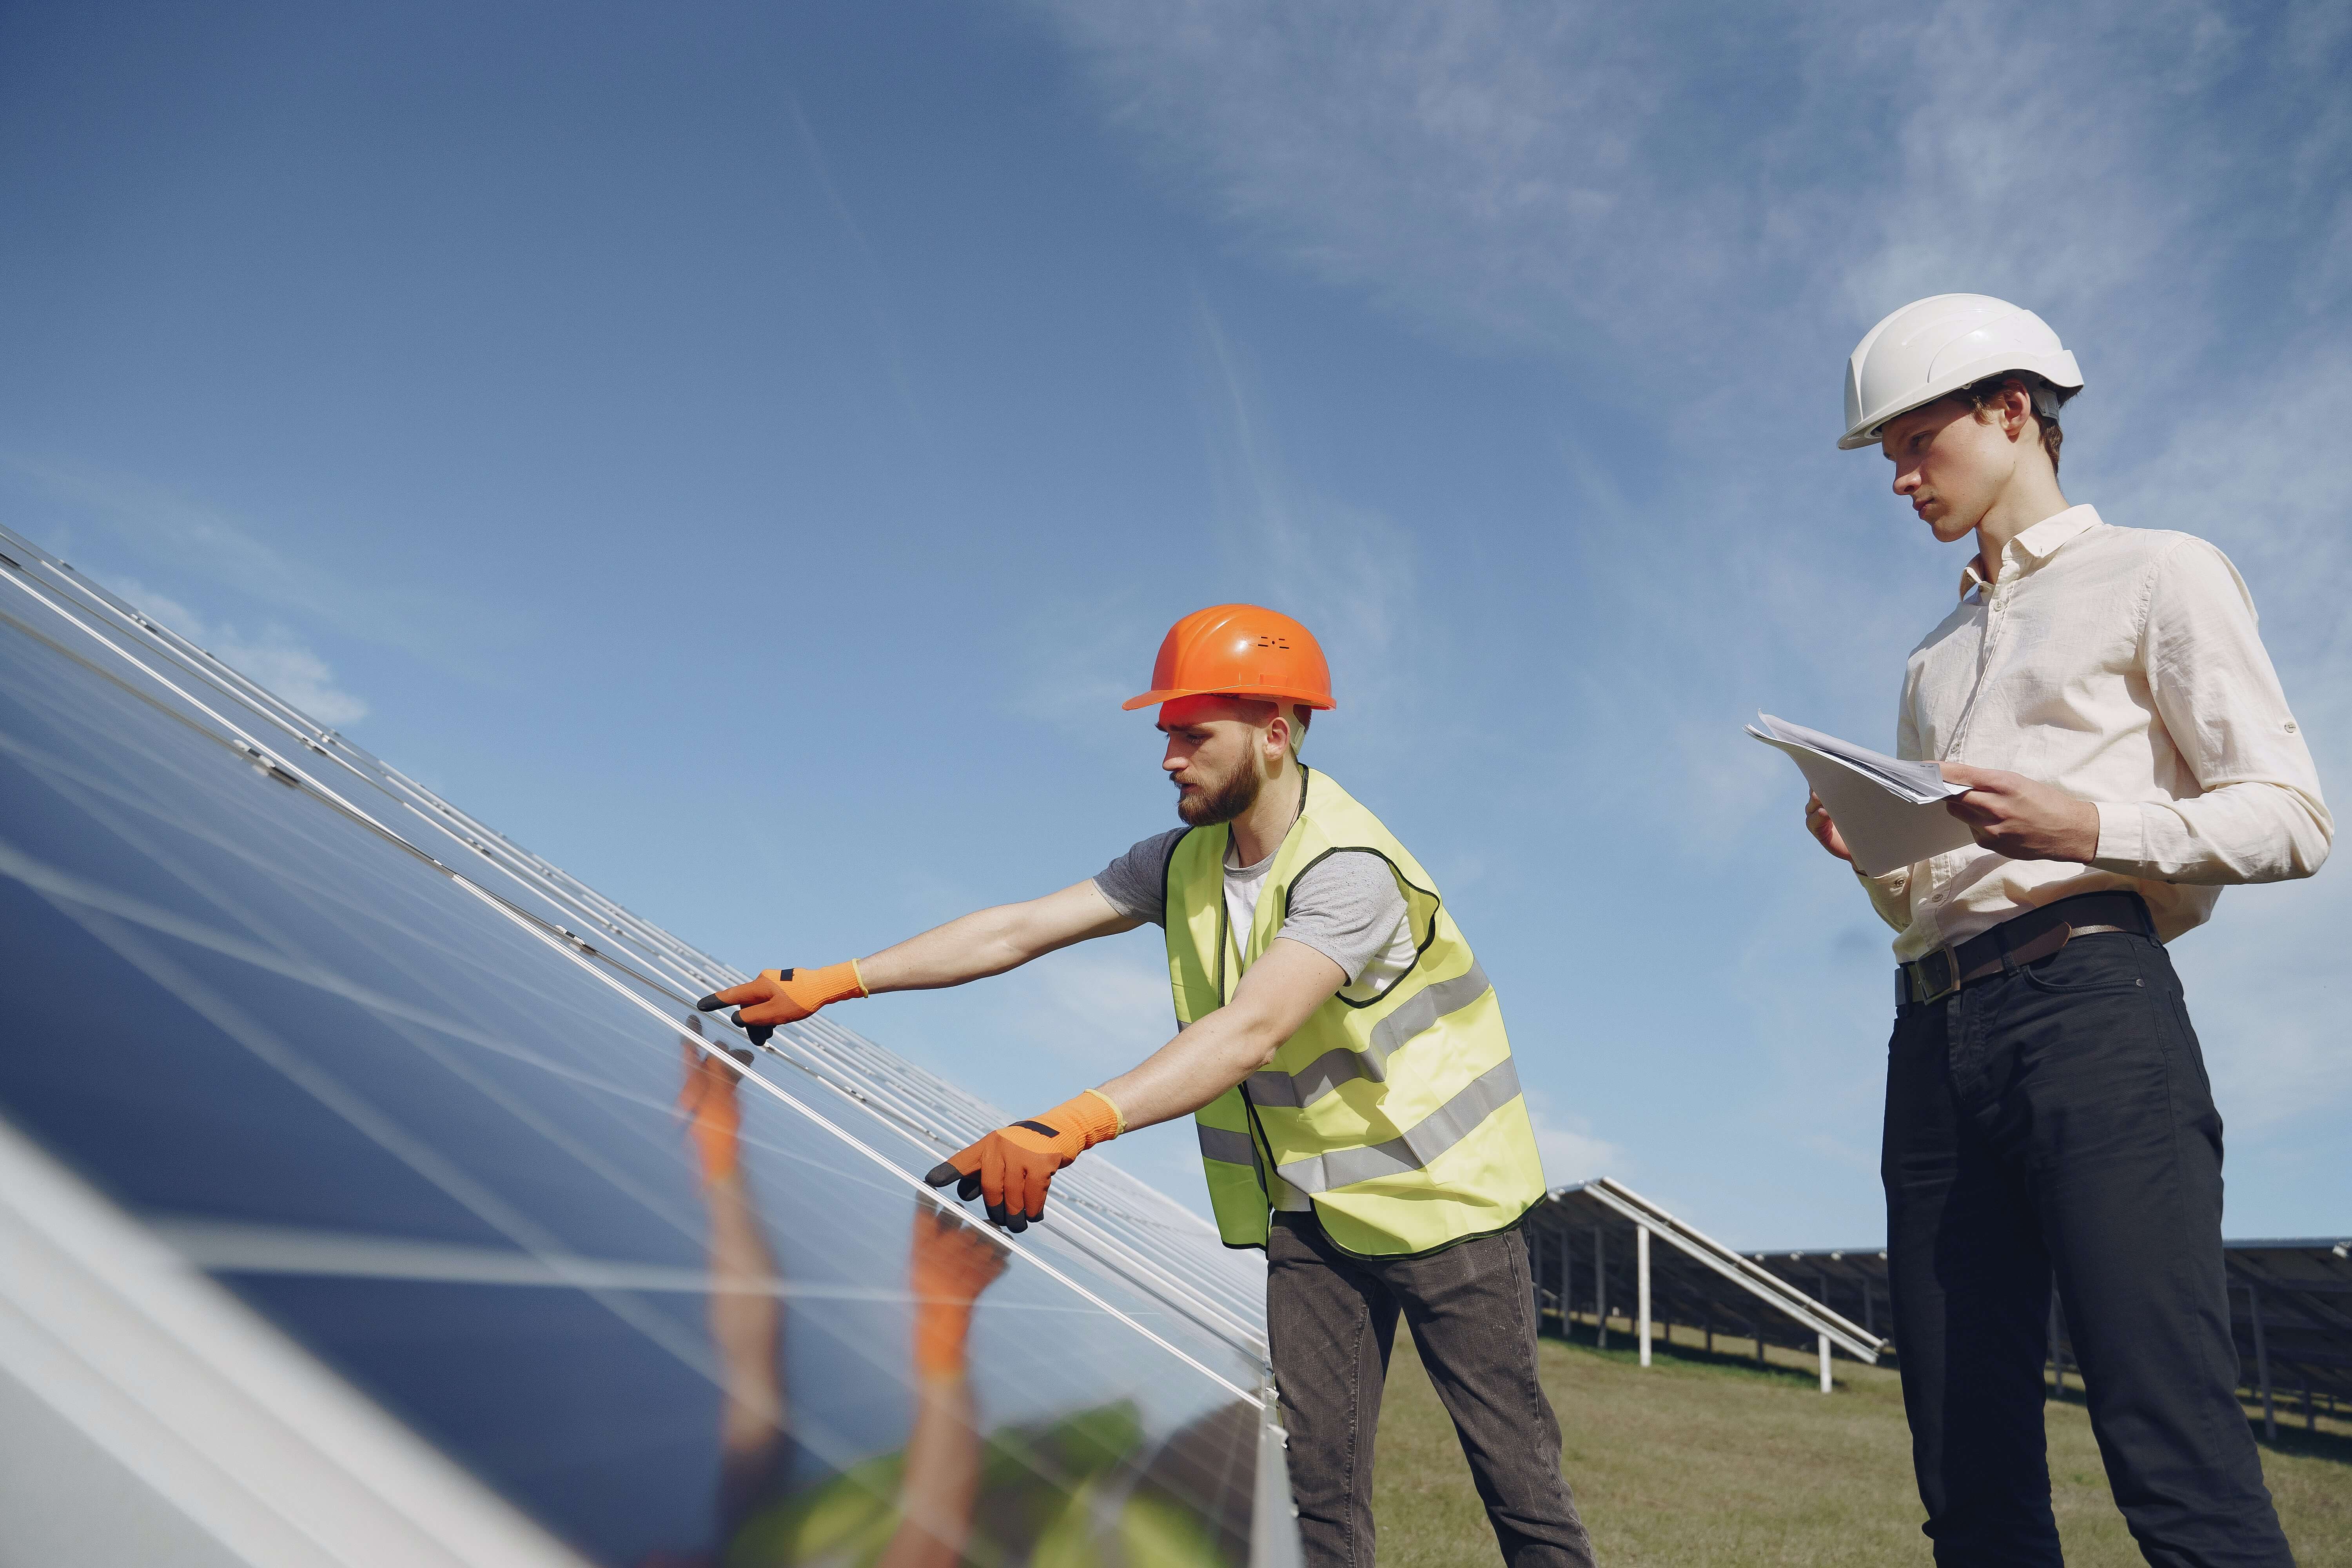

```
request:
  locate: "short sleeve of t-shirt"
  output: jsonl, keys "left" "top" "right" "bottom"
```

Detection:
{"left": 1092, "top": 829, "right": 1187, "bottom": 926}
{"left": 1281, "top": 853, "right": 1414, "bottom": 987}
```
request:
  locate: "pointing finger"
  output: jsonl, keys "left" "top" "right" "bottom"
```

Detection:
{"left": 699, "top": 978, "right": 769, "bottom": 1011}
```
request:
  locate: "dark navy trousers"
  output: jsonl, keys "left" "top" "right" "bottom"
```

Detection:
{"left": 1883, "top": 930, "right": 2293, "bottom": 1566}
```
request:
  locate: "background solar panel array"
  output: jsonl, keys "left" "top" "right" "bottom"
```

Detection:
{"left": 0, "top": 521, "right": 1279, "bottom": 1566}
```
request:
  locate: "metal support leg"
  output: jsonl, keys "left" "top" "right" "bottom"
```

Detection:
{"left": 1636, "top": 1225, "right": 1652, "bottom": 1368}
{"left": 1552, "top": 1232, "right": 1571, "bottom": 1345}
{"left": 1559, "top": 1228, "right": 1573, "bottom": 1343}
{"left": 1818, "top": 1334, "right": 1831, "bottom": 1393}
{"left": 1593, "top": 1224, "right": 1607, "bottom": 1352}
{"left": 1751, "top": 1314, "right": 1763, "bottom": 1367}
{"left": 2249, "top": 1284, "right": 2276, "bottom": 1442}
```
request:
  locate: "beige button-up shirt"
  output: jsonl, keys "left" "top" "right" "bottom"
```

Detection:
{"left": 1864, "top": 505, "right": 2331, "bottom": 961}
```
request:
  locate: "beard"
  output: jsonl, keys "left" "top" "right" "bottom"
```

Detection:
{"left": 1175, "top": 753, "right": 1263, "bottom": 827}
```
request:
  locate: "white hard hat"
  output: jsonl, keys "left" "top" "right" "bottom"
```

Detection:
{"left": 1838, "top": 293, "right": 2083, "bottom": 450}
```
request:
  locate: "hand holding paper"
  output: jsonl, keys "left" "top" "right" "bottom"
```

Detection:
{"left": 1804, "top": 791, "right": 1854, "bottom": 862}
{"left": 1747, "top": 714, "right": 1976, "bottom": 876}
{"left": 1938, "top": 762, "right": 2103, "bottom": 863}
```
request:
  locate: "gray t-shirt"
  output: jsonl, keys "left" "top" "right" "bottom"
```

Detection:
{"left": 1093, "top": 829, "right": 1418, "bottom": 992}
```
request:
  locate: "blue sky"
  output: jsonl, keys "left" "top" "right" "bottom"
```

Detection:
{"left": 4, "top": 1, "right": 2347, "bottom": 1245}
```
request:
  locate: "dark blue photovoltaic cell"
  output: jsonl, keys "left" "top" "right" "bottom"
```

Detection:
{"left": 0, "top": 575, "right": 1263, "bottom": 1568}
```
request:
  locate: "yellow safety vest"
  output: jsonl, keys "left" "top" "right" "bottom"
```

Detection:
{"left": 1171, "top": 768, "right": 1545, "bottom": 1258}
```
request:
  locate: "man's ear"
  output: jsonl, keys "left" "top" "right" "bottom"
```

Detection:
{"left": 1999, "top": 382, "right": 2037, "bottom": 440}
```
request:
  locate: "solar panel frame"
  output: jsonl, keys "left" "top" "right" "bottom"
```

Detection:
{"left": 0, "top": 521, "right": 1292, "bottom": 1567}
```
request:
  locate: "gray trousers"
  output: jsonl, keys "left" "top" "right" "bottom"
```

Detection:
{"left": 1267, "top": 1213, "right": 1596, "bottom": 1568}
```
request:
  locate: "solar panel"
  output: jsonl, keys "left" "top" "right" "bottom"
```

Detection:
{"left": 1749, "top": 1240, "right": 2352, "bottom": 1429}
{"left": 1521, "top": 1179, "right": 1887, "bottom": 1375}
{"left": 2220, "top": 1239, "right": 2352, "bottom": 1412}
{"left": 0, "top": 524, "right": 1292, "bottom": 1567}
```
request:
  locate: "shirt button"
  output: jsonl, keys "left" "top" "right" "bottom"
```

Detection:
{"left": 2285, "top": 721, "right": 2299, "bottom": 733}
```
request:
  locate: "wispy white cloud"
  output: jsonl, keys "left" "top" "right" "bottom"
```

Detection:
{"left": 7, "top": 458, "right": 528, "bottom": 678}
{"left": 1031, "top": 1, "right": 2351, "bottom": 401}
{"left": 2172, "top": 873, "right": 2352, "bottom": 1135}
{"left": 1012, "top": 943, "right": 1174, "bottom": 1071}
{"left": 1187, "top": 301, "right": 1474, "bottom": 775}
{"left": 1023, "top": 0, "right": 2352, "bottom": 708}
{"left": 1007, "top": 584, "right": 1160, "bottom": 744}
{"left": 1021, "top": 0, "right": 2352, "bottom": 1229}
{"left": 783, "top": 96, "right": 931, "bottom": 443}
{"left": 1026, "top": 0, "right": 2352, "bottom": 766}
{"left": 111, "top": 579, "right": 370, "bottom": 728}
{"left": 1524, "top": 1087, "right": 1624, "bottom": 1187}
{"left": 1011, "top": 296, "right": 1467, "bottom": 777}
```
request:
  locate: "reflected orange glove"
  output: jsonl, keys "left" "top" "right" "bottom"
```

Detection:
{"left": 908, "top": 1197, "right": 1010, "bottom": 1377}
{"left": 695, "top": 961, "right": 867, "bottom": 1047}
{"left": 677, "top": 1041, "right": 744, "bottom": 1186}
{"left": 923, "top": 1090, "right": 1123, "bottom": 1233}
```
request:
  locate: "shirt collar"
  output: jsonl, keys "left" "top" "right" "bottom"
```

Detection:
{"left": 1958, "top": 504, "right": 2102, "bottom": 599}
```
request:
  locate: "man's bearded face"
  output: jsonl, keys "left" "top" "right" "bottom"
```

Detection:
{"left": 1175, "top": 741, "right": 1263, "bottom": 826}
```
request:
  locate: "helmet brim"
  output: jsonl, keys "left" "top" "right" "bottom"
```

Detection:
{"left": 1122, "top": 686, "right": 1339, "bottom": 713}
{"left": 1839, "top": 348, "right": 2083, "bottom": 450}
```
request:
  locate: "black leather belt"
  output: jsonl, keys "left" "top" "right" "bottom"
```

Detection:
{"left": 1898, "top": 890, "right": 2154, "bottom": 1007}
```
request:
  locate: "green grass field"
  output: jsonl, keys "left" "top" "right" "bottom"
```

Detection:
{"left": 1369, "top": 1323, "right": 2352, "bottom": 1566}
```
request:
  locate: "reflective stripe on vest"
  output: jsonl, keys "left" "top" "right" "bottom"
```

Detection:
{"left": 1172, "top": 768, "right": 1546, "bottom": 1257}
{"left": 1275, "top": 1055, "right": 1522, "bottom": 1195}
{"left": 1243, "top": 958, "right": 1493, "bottom": 1109}
{"left": 1195, "top": 1123, "right": 1258, "bottom": 1167}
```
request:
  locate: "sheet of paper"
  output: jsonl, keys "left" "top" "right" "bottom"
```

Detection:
{"left": 1746, "top": 713, "right": 1977, "bottom": 877}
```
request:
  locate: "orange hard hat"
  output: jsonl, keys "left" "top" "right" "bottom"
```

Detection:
{"left": 1122, "top": 604, "right": 1335, "bottom": 712}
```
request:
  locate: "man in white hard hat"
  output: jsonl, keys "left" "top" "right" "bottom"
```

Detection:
{"left": 1809, "top": 294, "right": 2329, "bottom": 1566}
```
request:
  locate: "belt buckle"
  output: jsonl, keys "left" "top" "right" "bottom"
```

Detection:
{"left": 1909, "top": 946, "right": 1961, "bottom": 1005}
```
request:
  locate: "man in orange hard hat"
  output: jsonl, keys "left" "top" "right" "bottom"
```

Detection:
{"left": 702, "top": 604, "right": 1594, "bottom": 1568}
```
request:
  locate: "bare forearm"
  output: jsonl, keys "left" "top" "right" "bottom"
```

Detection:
{"left": 859, "top": 905, "right": 1039, "bottom": 993}
{"left": 857, "top": 882, "right": 1137, "bottom": 995}
{"left": 877, "top": 1376, "right": 980, "bottom": 1568}
{"left": 704, "top": 1175, "right": 784, "bottom": 1450}
{"left": 1096, "top": 940, "right": 1345, "bottom": 1129}
{"left": 1096, "top": 1009, "right": 1283, "bottom": 1132}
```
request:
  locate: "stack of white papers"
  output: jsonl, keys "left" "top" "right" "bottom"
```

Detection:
{"left": 1746, "top": 713, "right": 1976, "bottom": 876}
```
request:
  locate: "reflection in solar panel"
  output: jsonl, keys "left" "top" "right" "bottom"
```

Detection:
{"left": 0, "top": 524, "right": 1296, "bottom": 1568}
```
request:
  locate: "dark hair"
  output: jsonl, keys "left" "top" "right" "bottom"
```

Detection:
{"left": 1962, "top": 373, "right": 2073, "bottom": 474}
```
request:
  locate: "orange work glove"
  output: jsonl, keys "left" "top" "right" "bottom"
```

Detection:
{"left": 907, "top": 1197, "right": 1010, "bottom": 1377}
{"left": 677, "top": 1041, "right": 744, "bottom": 1186}
{"left": 695, "top": 961, "right": 867, "bottom": 1047}
{"left": 923, "top": 1090, "right": 1123, "bottom": 1233}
